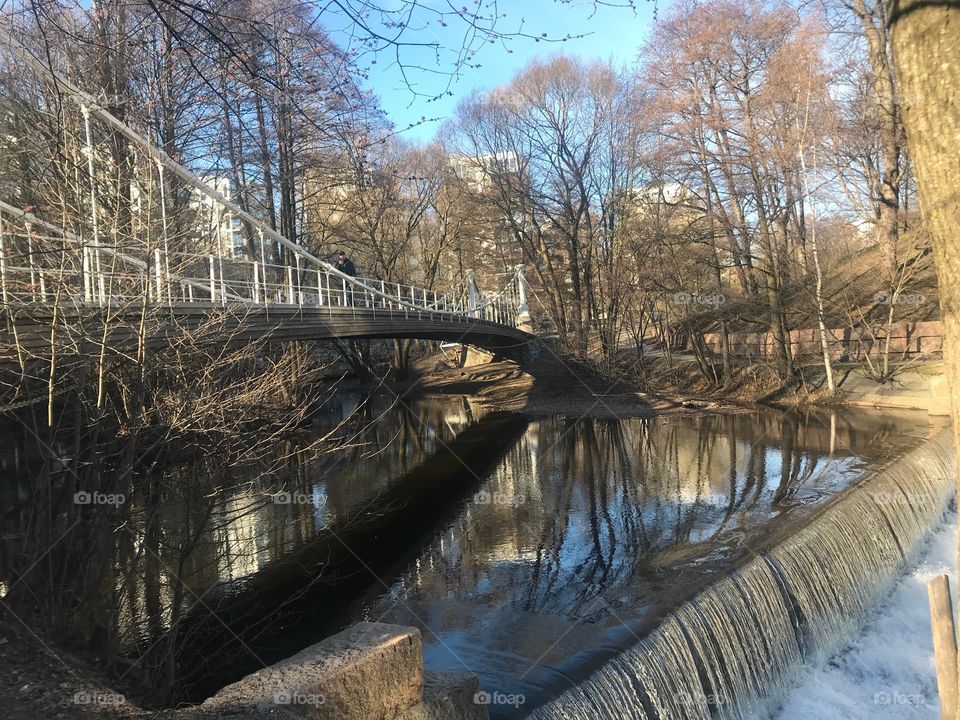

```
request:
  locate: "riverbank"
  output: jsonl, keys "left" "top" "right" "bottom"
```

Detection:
{"left": 0, "top": 616, "right": 142, "bottom": 719}
{"left": 401, "top": 349, "right": 949, "bottom": 419}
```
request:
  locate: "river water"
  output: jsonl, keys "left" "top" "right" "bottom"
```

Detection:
{"left": 0, "top": 394, "right": 937, "bottom": 715}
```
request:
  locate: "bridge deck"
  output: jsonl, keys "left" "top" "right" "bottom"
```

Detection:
{"left": 0, "top": 302, "right": 534, "bottom": 363}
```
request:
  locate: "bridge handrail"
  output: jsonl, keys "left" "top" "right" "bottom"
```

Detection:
{"left": 0, "top": 203, "right": 524, "bottom": 328}
{"left": 0, "top": 200, "right": 247, "bottom": 303}
{"left": 0, "top": 28, "right": 531, "bottom": 333}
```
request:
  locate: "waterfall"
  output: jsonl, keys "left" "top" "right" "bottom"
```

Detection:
{"left": 531, "top": 429, "right": 956, "bottom": 720}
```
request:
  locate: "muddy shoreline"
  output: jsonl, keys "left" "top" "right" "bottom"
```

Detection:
{"left": 393, "top": 356, "right": 760, "bottom": 419}
{"left": 391, "top": 353, "right": 948, "bottom": 420}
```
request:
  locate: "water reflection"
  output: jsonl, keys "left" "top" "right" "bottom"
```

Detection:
{"left": 0, "top": 393, "right": 501, "bottom": 703}
{"left": 0, "top": 399, "right": 934, "bottom": 713}
{"left": 344, "top": 409, "right": 934, "bottom": 717}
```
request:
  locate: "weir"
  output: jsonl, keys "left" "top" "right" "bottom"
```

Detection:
{"left": 529, "top": 428, "right": 956, "bottom": 719}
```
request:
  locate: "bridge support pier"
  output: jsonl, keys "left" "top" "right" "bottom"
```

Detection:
{"left": 462, "top": 345, "right": 495, "bottom": 367}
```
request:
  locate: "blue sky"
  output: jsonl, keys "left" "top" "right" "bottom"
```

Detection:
{"left": 328, "top": 0, "right": 662, "bottom": 142}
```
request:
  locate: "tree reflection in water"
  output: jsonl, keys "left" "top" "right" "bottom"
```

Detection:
{"left": 349, "top": 408, "right": 931, "bottom": 716}
{"left": 0, "top": 400, "right": 933, "bottom": 711}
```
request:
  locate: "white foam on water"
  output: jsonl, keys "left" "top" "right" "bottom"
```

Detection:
{"left": 773, "top": 510, "right": 957, "bottom": 720}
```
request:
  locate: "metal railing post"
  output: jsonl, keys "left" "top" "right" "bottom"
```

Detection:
{"left": 465, "top": 269, "right": 481, "bottom": 319}
{"left": 80, "top": 106, "right": 107, "bottom": 306}
{"left": 294, "top": 254, "right": 302, "bottom": 306}
{"left": 218, "top": 256, "right": 227, "bottom": 305}
{"left": 514, "top": 264, "right": 532, "bottom": 333}
{"left": 25, "top": 225, "right": 37, "bottom": 302}
{"left": 82, "top": 245, "right": 93, "bottom": 302}
{"left": 258, "top": 229, "right": 268, "bottom": 305}
{"left": 154, "top": 248, "right": 163, "bottom": 301}
{"left": 208, "top": 255, "right": 216, "bottom": 303}
{"left": 0, "top": 214, "right": 7, "bottom": 305}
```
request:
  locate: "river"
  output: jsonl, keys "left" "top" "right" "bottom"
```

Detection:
{"left": 0, "top": 394, "right": 937, "bottom": 716}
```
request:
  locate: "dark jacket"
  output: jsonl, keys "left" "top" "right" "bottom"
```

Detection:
{"left": 334, "top": 256, "right": 356, "bottom": 277}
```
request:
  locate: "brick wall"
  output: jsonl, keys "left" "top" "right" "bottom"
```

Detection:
{"left": 701, "top": 320, "right": 943, "bottom": 362}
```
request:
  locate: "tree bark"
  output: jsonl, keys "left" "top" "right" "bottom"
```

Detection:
{"left": 888, "top": 2, "right": 960, "bottom": 713}
{"left": 852, "top": 0, "right": 903, "bottom": 280}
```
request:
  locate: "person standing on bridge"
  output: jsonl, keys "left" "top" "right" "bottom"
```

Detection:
{"left": 334, "top": 251, "right": 356, "bottom": 278}
{"left": 334, "top": 251, "right": 357, "bottom": 306}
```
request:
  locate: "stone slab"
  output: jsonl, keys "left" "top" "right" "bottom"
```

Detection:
{"left": 201, "top": 622, "right": 423, "bottom": 720}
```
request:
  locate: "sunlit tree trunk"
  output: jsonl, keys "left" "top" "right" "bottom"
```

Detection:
{"left": 887, "top": 4, "right": 960, "bottom": 711}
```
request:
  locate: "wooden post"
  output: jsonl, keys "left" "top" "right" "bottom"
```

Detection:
{"left": 929, "top": 574, "right": 958, "bottom": 720}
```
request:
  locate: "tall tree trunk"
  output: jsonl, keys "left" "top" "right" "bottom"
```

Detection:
{"left": 851, "top": 0, "right": 902, "bottom": 280}
{"left": 887, "top": 4, "right": 960, "bottom": 712}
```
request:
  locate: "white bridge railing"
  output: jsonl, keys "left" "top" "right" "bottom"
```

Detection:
{"left": 0, "top": 202, "right": 530, "bottom": 330}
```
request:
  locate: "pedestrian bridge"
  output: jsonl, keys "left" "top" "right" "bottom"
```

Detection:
{"left": 0, "top": 30, "right": 535, "bottom": 364}
{"left": 0, "top": 200, "right": 534, "bottom": 363}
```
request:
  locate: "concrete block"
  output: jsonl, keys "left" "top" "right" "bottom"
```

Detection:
{"left": 464, "top": 346, "right": 495, "bottom": 367}
{"left": 202, "top": 623, "right": 423, "bottom": 720}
